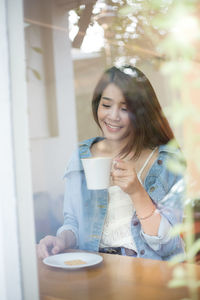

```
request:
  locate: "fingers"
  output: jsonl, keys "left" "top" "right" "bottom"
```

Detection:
{"left": 51, "top": 245, "right": 60, "bottom": 255}
{"left": 111, "top": 159, "right": 138, "bottom": 194}
{"left": 112, "top": 158, "right": 137, "bottom": 176}
{"left": 37, "top": 241, "right": 50, "bottom": 259}
{"left": 37, "top": 235, "right": 67, "bottom": 259}
{"left": 48, "top": 236, "right": 66, "bottom": 254}
{"left": 112, "top": 175, "right": 131, "bottom": 186}
{"left": 112, "top": 165, "right": 134, "bottom": 179}
{"left": 37, "top": 235, "right": 56, "bottom": 259}
{"left": 112, "top": 180, "right": 130, "bottom": 191}
{"left": 112, "top": 169, "right": 130, "bottom": 178}
{"left": 113, "top": 159, "right": 127, "bottom": 171}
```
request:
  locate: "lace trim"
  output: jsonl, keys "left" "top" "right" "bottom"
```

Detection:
{"left": 100, "top": 186, "right": 137, "bottom": 251}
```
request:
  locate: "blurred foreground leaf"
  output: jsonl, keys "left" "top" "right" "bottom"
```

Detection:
{"left": 187, "top": 239, "right": 200, "bottom": 260}
{"left": 31, "top": 46, "right": 43, "bottom": 54}
{"left": 169, "top": 223, "right": 192, "bottom": 237}
{"left": 169, "top": 253, "right": 186, "bottom": 265}
{"left": 31, "top": 68, "right": 42, "bottom": 80}
{"left": 168, "top": 279, "right": 188, "bottom": 288}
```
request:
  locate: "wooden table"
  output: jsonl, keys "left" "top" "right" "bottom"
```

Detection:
{"left": 38, "top": 251, "right": 200, "bottom": 300}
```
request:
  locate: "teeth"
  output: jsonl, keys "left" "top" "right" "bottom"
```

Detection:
{"left": 107, "top": 123, "right": 120, "bottom": 129}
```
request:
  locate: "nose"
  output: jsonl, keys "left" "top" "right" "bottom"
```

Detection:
{"left": 108, "top": 106, "right": 120, "bottom": 121}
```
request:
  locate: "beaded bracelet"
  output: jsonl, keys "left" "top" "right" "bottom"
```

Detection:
{"left": 137, "top": 205, "right": 157, "bottom": 221}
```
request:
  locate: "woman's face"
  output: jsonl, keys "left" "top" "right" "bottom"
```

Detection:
{"left": 97, "top": 83, "right": 131, "bottom": 143}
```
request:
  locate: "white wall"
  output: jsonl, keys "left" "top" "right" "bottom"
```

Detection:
{"left": 0, "top": 1, "right": 22, "bottom": 298}
{"left": 0, "top": 0, "right": 39, "bottom": 299}
{"left": 24, "top": 0, "right": 78, "bottom": 199}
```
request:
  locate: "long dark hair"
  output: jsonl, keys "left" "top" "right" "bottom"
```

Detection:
{"left": 92, "top": 65, "right": 174, "bottom": 158}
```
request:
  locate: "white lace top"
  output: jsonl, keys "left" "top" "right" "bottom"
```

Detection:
{"left": 99, "top": 148, "right": 157, "bottom": 251}
{"left": 100, "top": 185, "right": 137, "bottom": 250}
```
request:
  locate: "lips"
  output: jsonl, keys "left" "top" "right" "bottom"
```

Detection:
{"left": 104, "top": 121, "right": 122, "bottom": 132}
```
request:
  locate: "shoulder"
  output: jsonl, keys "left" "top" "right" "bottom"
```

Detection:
{"left": 158, "top": 144, "right": 186, "bottom": 174}
{"left": 79, "top": 137, "right": 104, "bottom": 154}
{"left": 159, "top": 143, "right": 183, "bottom": 157}
{"left": 145, "top": 143, "right": 186, "bottom": 200}
{"left": 156, "top": 143, "right": 186, "bottom": 177}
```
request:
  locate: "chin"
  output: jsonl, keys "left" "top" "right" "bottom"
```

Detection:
{"left": 103, "top": 133, "right": 127, "bottom": 142}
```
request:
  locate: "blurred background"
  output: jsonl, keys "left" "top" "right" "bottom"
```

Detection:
{"left": 23, "top": 0, "right": 200, "bottom": 242}
{"left": 2, "top": 1, "right": 200, "bottom": 299}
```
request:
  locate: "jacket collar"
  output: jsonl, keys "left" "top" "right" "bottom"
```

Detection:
{"left": 64, "top": 137, "right": 104, "bottom": 175}
{"left": 65, "top": 137, "right": 180, "bottom": 175}
{"left": 79, "top": 136, "right": 104, "bottom": 158}
{"left": 159, "top": 143, "right": 181, "bottom": 155}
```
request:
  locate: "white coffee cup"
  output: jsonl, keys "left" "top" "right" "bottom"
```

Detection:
{"left": 81, "top": 157, "right": 112, "bottom": 190}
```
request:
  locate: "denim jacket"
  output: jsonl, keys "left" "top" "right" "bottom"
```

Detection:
{"left": 57, "top": 137, "right": 185, "bottom": 261}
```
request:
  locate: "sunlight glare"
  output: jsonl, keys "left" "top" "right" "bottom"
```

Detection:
{"left": 81, "top": 22, "right": 105, "bottom": 53}
{"left": 171, "top": 15, "right": 199, "bottom": 44}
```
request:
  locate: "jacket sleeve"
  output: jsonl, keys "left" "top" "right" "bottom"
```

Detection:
{"left": 56, "top": 150, "right": 82, "bottom": 248}
{"left": 141, "top": 175, "right": 186, "bottom": 257}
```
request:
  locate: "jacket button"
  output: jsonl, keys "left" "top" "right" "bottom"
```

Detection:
{"left": 140, "top": 250, "right": 145, "bottom": 255}
{"left": 157, "top": 159, "right": 162, "bottom": 165}
{"left": 149, "top": 186, "right": 155, "bottom": 193}
{"left": 133, "top": 221, "right": 139, "bottom": 226}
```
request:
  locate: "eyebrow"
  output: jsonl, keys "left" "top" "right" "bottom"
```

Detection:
{"left": 102, "top": 96, "right": 112, "bottom": 101}
{"left": 102, "top": 96, "right": 126, "bottom": 104}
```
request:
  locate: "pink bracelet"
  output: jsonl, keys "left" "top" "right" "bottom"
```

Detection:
{"left": 137, "top": 206, "right": 157, "bottom": 221}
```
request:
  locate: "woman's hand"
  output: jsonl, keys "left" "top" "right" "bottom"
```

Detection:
{"left": 111, "top": 158, "right": 161, "bottom": 236}
{"left": 111, "top": 158, "right": 141, "bottom": 195}
{"left": 37, "top": 235, "right": 67, "bottom": 259}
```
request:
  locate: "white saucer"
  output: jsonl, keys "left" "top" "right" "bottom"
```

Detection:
{"left": 43, "top": 252, "right": 103, "bottom": 269}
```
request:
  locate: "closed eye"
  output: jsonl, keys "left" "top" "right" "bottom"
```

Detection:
{"left": 102, "top": 104, "right": 110, "bottom": 108}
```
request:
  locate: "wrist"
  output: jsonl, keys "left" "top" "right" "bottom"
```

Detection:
{"left": 136, "top": 205, "right": 158, "bottom": 221}
{"left": 129, "top": 185, "right": 157, "bottom": 219}
{"left": 57, "top": 233, "right": 68, "bottom": 249}
{"left": 58, "top": 230, "right": 76, "bottom": 249}
{"left": 129, "top": 182, "right": 146, "bottom": 200}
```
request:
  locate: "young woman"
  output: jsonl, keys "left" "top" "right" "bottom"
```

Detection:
{"left": 37, "top": 66, "right": 185, "bottom": 260}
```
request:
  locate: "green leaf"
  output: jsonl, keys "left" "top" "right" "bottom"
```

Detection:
{"left": 168, "top": 253, "right": 186, "bottom": 265}
{"left": 164, "top": 100, "right": 195, "bottom": 127}
{"left": 165, "top": 152, "right": 186, "bottom": 174}
{"left": 166, "top": 158, "right": 186, "bottom": 175}
{"left": 148, "top": 0, "right": 163, "bottom": 10}
{"left": 31, "top": 46, "right": 43, "bottom": 54}
{"left": 173, "top": 265, "right": 186, "bottom": 279}
{"left": 169, "top": 223, "right": 192, "bottom": 237}
{"left": 187, "top": 239, "right": 200, "bottom": 260}
{"left": 168, "top": 278, "right": 187, "bottom": 288}
{"left": 31, "top": 68, "right": 42, "bottom": 80}
{"left": 119, "top": 5, "right": 135, "bottom": 16}
{"left": 169, "top": 278, "right": 200, "bottom": 289}
{"left": 166, "top": 139, "right": 179, "bottom": 149}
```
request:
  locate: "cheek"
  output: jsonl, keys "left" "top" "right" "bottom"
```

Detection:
{"left": 97, "top": 107, "right": 104, "bottom": 122}
{"left": 121, "top": 113, "right": 130, "bottom": 126}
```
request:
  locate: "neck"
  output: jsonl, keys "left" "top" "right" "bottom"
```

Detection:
{"left": 103, "top": 138, "right": 133, "bottom": 158}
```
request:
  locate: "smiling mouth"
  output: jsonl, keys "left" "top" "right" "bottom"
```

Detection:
{"left": 104, "top": 122, "right": 122, "bottom": 130}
